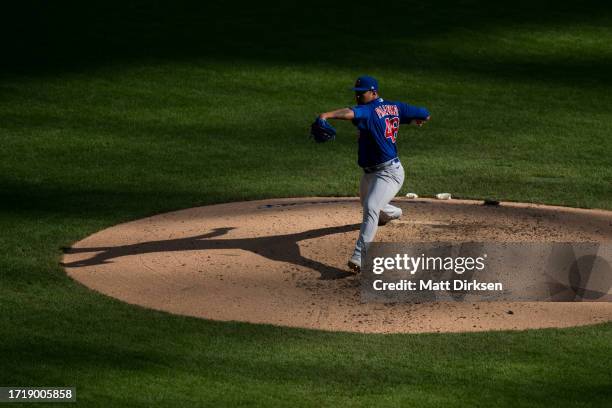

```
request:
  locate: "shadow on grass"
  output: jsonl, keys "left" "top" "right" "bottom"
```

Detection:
{"left": 62, "top": 223, "right": 361, "bottom": 280}
{"left": 5, "top": 1, "right": 612, "bottom": 87}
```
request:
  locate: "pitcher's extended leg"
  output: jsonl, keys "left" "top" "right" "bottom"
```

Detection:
{"left": 348, "top": 173, "right": 372, "bottom": 270}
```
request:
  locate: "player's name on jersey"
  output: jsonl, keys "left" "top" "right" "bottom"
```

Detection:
{"left": 374, "top": 104, "right": 399, "bottom": 119}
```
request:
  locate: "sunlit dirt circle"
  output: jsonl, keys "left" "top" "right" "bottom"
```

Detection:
{"left": 63, "top": 197, "right": 612, "bottom": 333}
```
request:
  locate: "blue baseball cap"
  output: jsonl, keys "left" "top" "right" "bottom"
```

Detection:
{"left": 352, "top": 75, "right": 378, "bottom": 92}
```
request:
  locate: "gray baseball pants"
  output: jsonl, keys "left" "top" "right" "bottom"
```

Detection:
{"left": 352, "top": 160, "right": 405, "bottom": 262}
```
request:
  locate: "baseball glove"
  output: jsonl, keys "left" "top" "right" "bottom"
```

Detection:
{"left": 310, "top": 118, "right": 336, "bottom": 143}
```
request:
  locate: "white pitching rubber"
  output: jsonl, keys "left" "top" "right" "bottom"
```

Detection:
{"left": 436, "top": 193, "right": 452, "bottom": 200}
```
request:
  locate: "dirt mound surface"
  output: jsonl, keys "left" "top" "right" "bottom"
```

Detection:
{"left": 63, "top": 198, "right": 612, "bottom": 333}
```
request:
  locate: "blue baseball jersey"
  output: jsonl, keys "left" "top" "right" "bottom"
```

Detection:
{"left": 350, "top": 98, "right": 430, "bottom": 168}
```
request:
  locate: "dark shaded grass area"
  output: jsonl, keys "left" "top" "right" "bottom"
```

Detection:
{"left": 7, "top": 0, "right": 612, "bottom": 87}
{"left": 1, "top": 0, "right": 612, "bottom": 406}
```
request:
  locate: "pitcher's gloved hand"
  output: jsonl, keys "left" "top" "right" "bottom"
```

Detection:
{"left": 310, "top": 118, "right": 336, "bottom": 143}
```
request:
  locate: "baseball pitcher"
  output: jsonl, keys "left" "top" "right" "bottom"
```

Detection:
{"left": 311, "top": 75, "right": 430, "bottom": 273}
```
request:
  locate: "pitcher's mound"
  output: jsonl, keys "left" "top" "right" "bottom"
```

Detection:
{"left": 63, "top": 197, "right": 612, "bottom": 333}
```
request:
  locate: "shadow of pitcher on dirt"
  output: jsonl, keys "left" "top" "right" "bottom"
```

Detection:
{"left": 62, "top": 223, "right": 361, "bottom": 280}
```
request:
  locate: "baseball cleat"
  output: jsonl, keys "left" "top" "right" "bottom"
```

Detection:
{"left": 378, "top": 213, "right": 402, "bottom": 226}
{"left": 347, "top": 258, "right": 361, "bottom": 273}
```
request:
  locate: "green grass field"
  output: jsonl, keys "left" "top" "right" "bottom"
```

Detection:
{"left": 2, "top": 1, "right": 612, "bottom": 406}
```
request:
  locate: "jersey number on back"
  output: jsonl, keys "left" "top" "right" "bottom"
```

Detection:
{"left": 385, "top": 117, "right": 400, "bottom": 143}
